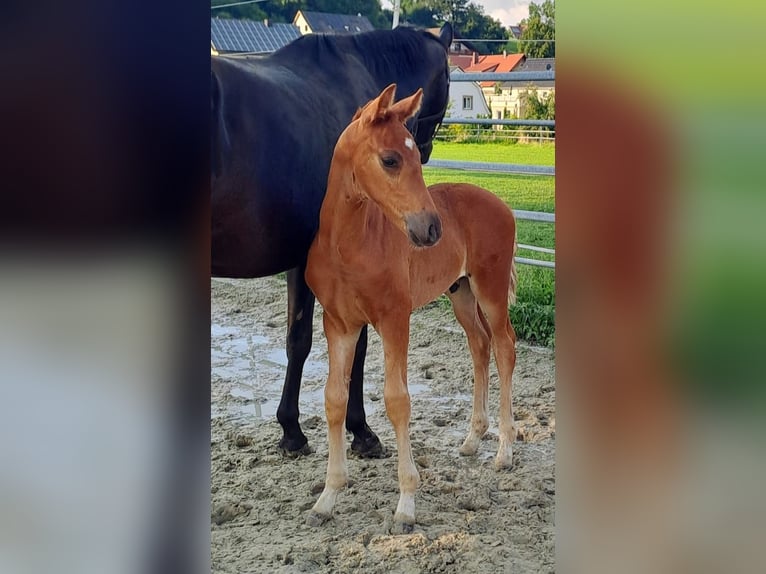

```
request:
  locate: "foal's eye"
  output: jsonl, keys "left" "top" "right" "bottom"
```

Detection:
{"left": 380, "top": 154, "right": 400, "bottom": 169}
{"left": 381, "top": 157, "right": 398, "bottom": 168}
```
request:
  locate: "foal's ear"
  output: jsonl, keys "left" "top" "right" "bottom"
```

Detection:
{"left": 360, "top": 83, "right": 397, "bottom": 124}
{"left": 389, "top": 88, "right": 423, "bottom": 123}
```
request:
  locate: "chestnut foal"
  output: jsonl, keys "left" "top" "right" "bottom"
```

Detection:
{"left": 306, "top": 84, "right": 518, "bottom": 533}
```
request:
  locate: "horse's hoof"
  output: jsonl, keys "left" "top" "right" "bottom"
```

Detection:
{"left": 459, "top": 439, "right": 480, "bottom": 457}
{"left": 350, "top": 433, "right": 386, "bottom": 459}
{"left": 306, "top": 511, "right": 329, "bottom": 527}
{"left": 278, "top": 435, "right": 312, "bottom": 458}
{"left": 391, "top": 520, "right": 415, "bottom": 535}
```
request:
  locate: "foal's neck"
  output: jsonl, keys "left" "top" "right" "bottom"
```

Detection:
{"left": 319, "top": 163, "right": 389, "bottom": 252}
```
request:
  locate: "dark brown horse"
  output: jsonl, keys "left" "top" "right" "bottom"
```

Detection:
{"left": 211, "top": 25, "right": 452, "bottom": 455}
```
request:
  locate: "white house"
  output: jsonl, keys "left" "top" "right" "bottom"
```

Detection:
{"left": 293, "top": 10, "right": 374, "bottom": 35}
{"left": 486, "top": 58, "right": 555, "bottom": 119}
{"left": 447, "top": 67, "right": 491, "bottom": 119}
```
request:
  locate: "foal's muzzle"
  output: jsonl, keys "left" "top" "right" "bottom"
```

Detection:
{"left": 405, "top": 212, "right": 442, "bottom": 247}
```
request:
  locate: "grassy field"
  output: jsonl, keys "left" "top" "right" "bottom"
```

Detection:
{"left": 430, "top": 141, "right": 555, "bottom": 166}
{"left": 425, "top": 142, "right": 556, "bottom": 347}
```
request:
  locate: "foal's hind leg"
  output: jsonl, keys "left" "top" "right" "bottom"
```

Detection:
{"left": 478, "top": 296, "right": 517, "bottom": 469}
{"left": 447, "top": 278, "right": 491, "bottom": 456}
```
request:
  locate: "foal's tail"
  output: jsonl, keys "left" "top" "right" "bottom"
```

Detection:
{"left": 509, "top": 237, "right": 518, "bottom": 306}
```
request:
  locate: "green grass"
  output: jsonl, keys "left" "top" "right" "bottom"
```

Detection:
{"left": 424, "top": 142, "right": 556, "bottom": 347}
{"left": 430, "top": 141, "right": 555, "bottom": 166}
{"left": 423, "top": 170, "right": 553, "bottom": 212}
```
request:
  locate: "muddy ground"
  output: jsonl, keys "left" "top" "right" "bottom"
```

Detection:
{"left": 211, "top": 276, "right": 555, "bottom": 573}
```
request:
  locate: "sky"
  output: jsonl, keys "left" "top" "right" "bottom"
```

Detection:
{"left": 383, "top": 1, "right": 531, "bottom": 29}
{"left": 481, "top": 0, "right": 530, "bottom": 28}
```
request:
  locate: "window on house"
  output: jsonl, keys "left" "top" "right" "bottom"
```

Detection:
{"left": 462, "top": 96, "right": 473, "bottom": 110}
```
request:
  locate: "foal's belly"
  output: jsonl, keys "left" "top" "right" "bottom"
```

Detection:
{"left": 408, "top": 241, "right": 465, "bottom": 310}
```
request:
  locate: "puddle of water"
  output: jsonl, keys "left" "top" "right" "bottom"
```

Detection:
{"left": 229, "top": 385, "right": 252, "bottom": 401}
{"left": 211, "top": 323, "right": 238, "bottom": 337}
{"left": 263, "top": 349, "right": 288, "bottom": 368}
{"left": 262, "top": 348, "right": 327, "bottom": 379}
{"left": 408, "top": 382, "right": 429, "bottom": 396}
{"left": 213, "top": 320, "right": 483, "bottom": 425}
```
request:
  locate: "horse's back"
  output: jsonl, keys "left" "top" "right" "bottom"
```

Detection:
{"left": 429, "top": 182, "right": 516, "bottom": 238}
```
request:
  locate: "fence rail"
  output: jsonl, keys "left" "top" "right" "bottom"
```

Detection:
{"left": 428, "top": 159, "right": 554, "bottom": 177}
{"left": 441, "top": 118, "right": 555, "bottom": 127}
{"left": 452, "top": 71, "right": 555, "bottom": 82}
{"left": 431, "top": 69, "right": 556, "bottom": 268}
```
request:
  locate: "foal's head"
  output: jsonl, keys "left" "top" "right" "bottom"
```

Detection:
{"left": 339, "top": 84, "right": 442, "bottom": 247}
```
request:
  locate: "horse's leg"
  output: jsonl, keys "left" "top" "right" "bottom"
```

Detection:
{"left": 307, "top": 318, "right": 362, "bottom": 526}
{"left": 472, "top": 278, "right": 518, "bottom": 470}
{"left": 347, "top": 326, "right": 385, "bottom": 458}
{"left": 379, "top": 313, "right": 419, "bottom": 533}
{"left": 447, "top": 278, "right": 492, "bottom": 456}
{"left": 276, "top": 266, "right": 314, "bottom": 455}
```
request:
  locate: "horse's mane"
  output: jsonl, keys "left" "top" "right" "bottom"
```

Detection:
{"left": 273, "top": 27, "right": 442, "bottom": 78}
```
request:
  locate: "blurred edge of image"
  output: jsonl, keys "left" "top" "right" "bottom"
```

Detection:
{"left": 0, "top": 1, "right": 210, "bottom": 573}
{"left": 557, "top": 1, "right": 766, "bottom": 572}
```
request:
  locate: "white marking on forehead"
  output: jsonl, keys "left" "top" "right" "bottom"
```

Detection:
{"left": 404, "top": 137, "right": 415, "bottom": 150}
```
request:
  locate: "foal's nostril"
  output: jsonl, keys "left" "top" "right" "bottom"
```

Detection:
{"left": 405, "top": 212, "right": 441, "bottom": 247}
{"left": 427, "top": 224, "right": 441, "bottom": 245}
{"left": 426, "top": 216, "right": 442, "bottom": 245}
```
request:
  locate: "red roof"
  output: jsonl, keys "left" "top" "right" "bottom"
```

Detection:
{"left": 448, "top": 54, "right": 475, "bottom": 69}
{"left": 464, "top": 53, "right": 526, "bottom": 86}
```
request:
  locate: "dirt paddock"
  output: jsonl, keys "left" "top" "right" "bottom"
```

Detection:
{"left": 211, "top": 276, "right": 555, "bottom": 573}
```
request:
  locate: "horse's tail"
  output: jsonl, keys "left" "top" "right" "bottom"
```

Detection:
{"left": 509, "top": 235, "right": 518, "bottom": 306}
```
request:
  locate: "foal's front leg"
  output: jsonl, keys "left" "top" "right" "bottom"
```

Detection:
{"left": 379, "top": 314, "right": 420, "bottom": 533}
{"left": 307, "top": 317, "right": 362, "bottom": 526}
{"left": 346, "top": 326, "right": 385, "bottom": 458}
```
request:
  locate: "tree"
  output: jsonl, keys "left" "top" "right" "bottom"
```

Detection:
{"left": 460, "top": 2, "right": 506, "bottom": 53}
{"left": 517, "top": 86, "right": 555, "bottom": 139}
{"left": 400, "top": 0, "right": 508, "bottom": 53}
{"left": 519, "top": 0, "right": 555, "bottom": 58}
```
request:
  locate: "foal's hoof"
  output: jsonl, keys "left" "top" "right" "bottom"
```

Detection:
{"left": 306, "top": 511, "right": 330, "bottom": 527}
{"left": 459, "top": 438, "right": 480, "bottom": 457}
{"left": 350, "top": 433, "right": 386, "bottom": 459}
{"left": 278, "top": 435, "right": 312, "bottom": 458}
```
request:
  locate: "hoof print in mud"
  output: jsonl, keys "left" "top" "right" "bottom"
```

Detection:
{"left": 391, "top": 521, "right": 415, "bottom": 535}
{"left": 212, "top": 502, "right": 251, "bottom": 525}
{"left": 306, "top": 511, "right": 330, "bottom": 527}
